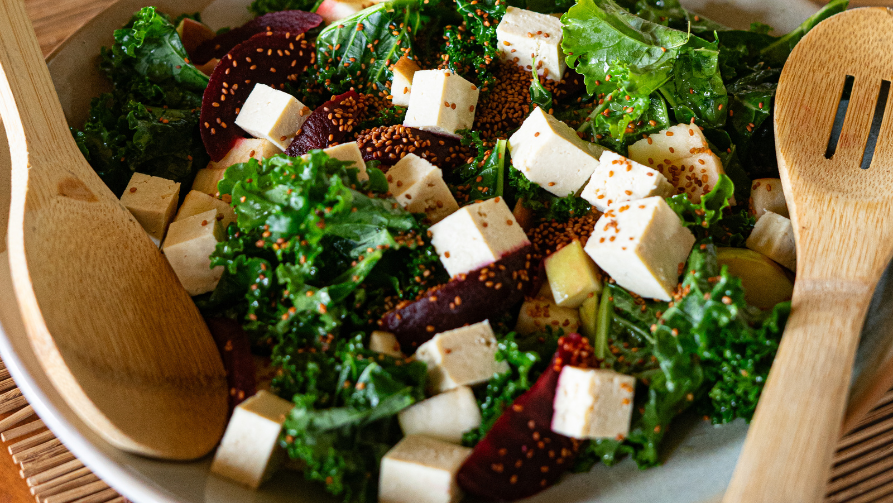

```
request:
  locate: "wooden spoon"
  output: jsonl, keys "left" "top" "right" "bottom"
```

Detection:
{"left": 0, "top": 0, "right": 227, "bottom": 460}
{"left": 724, "top": 7, "right": 893, "bottom": 502}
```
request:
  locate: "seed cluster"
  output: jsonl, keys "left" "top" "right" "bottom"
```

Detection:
{"left": 355, "top": 125, "right": 473, "bottom": 168}
{"left": 473, "top": 63, "right": 572, "bottom": 139}
{"left": 528, "top": 213, "right": 599, "bottom": 261}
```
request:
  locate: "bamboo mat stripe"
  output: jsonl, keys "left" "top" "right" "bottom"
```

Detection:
{"left": 2, "top": 356, "right": 893, "bottom": 502}
{"left": 0, "top": 358, "right": 126, "bottom": 503}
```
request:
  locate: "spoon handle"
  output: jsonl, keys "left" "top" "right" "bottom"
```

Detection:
{"left": 724, "top": 284, "right": 873, "bottom": 502}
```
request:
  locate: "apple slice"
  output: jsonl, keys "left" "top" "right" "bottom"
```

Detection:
{"left": 717, "top": 247, "right": 794, "bottom": 309}
{"left": 457, "top": 333, "right": 593, "bottom": 501}
{"left": 176, "top": 18, "right": 216, "bottom": 56}
{"left": 379, "top": 245, "right": 537, "bottom": 353}
{"left": 192, "top": 10, "right": 323, "bottom": 64}
{"left": 200, "top": 31, "right": 314, "bottom": 162}
{"left": 315, "top": 0, "right": 375, "bottom": 25}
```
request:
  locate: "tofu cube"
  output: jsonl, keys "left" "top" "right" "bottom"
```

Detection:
{"left": 192, "top": 167, "right": 227, "bottom": 197}
{"left": 175, "top": 190, "right": 237, "bottom": 229}
{"left": 544, "top": 240, "right": 602, "bottom": 309}
{"left": 515, "top": 298, "right": 581, "bottom": 336}
{"left": 235, "top": 83, "right": 311, "bottom": 150}
{"left": 386, "top": 153, "right": 459, "bottom": 223}
{"left": 370, "top": 330, "right": 404, "bottom": 358}
{"left": 207, "top": 137, "right": 280, "bottom": 170}
{"left": 398, "top": 386, "right": 482, "bottom": 444}
{"left": 211, "top": 391, "right": 294, "bottom": 488}
{"left": 496, "top": 6, "right": 566, "bottom": 80}
{"left": 324, "top": 142, "right": 368, "bottom": 181}
{"left": 584, "top": 197, "right": 695, "bottom": 301}
{"left": 162, "top": 209, "right": 224, "bottom": 296}
{"left": 391, "top": 56, "right": 421, "bottom": 107}
{"left": 508, "top": 107, "right": 605, "bottom": 197}
{"left": 746, "top": 211, "right": 796, "bottom": 271}
{"left": 379, "top": 435, "right": 472, "bottom": 503}
{"left": 429, "top": 197, "right": 530, "bottom": 278}
{"left": 120, "top": 173, "right": 181, "bottom": 246}
{"left": 403, "top": 70, "right": 480, "bottom": 137}
{"left": 552, "top": 367, "right": 636, "bottom": 440}
{"left": 415, "top": 320, "right": 508, "bottom": 394}
{"left": 749, "top": 178, "right": 789, "bottom": 220}
{"left": 627, "top": 124, "right": 727, "bottom": 204}
{"left": 580, "top": 151, "right": 674, "bottom": 212}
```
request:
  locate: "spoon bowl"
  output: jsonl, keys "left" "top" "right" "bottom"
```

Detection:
{"left": 0, "top": 0, "right": 227, "bottom": 460}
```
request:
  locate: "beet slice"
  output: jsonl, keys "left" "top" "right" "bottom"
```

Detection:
{"left": 284, "top": 91, "right": 366, "bottom": 156}
{"left": 200, "top": 31, "right": 315, "bottom": 162}
{"left": 192, "top": 11, "right": 323, "bottom": 64}
{"left": 380, "top": 245, "right": 537, "bottom": 353}
{"left": 355, "top": 125, "right": 471, "bottom": 170}
{"left": 205, "top": 317, "right": 257, "bottom": 415}
{"left": 457, "top": 333, "right": 594, "bottom": 501}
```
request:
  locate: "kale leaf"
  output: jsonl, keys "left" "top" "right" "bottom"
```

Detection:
{"left": 441, "top": 0, "right": 505, "bottom": 90}
{"left": 315, "top": 0, "right": 422, "bottom": 95}
{"left": 507, "top": 167, "right": 593, "bottom": 223}
{"left": 449, "top": 132, "right": 508, "bottom": 204}
{"left": 73, "top": 7, "right": 209, "bottom": 195}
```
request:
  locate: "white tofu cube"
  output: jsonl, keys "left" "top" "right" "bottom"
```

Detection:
{"left": 415, "top": 320, "right": 508, "bottom": 394}
{"left": 386, "top": 153, "right": 459, "bottom": 223}
{"left": 324, "top": 142, "right": 368, "bottom": 181}
{"left": 581, "top": 151, "right": 674, "bottom": 212}
{"left": 162, "top": 209, "right": 224, "bottom": 296}
{"left": 398, "top": 386, "right": 481, "bottom": 444}
{"left": 746, "top": 211, "right": 796, "bottom": 271}
{"left": 749, "top": 178, "right": 789, "bottom": 220}
{"left": 192, "top": 167, "right": 227, "bottom": 197}
{"left": 429, "top": 197, "right": 530, "bottom": 278}
{"left": 403, "top": 70, "right": 480, "bottom": 137}
{"left": 584, "top": 197, "right": 695, "bottom": 301}
{"left": 370, "top": 330, "right": 404, "bottom": 358}
{"left": 496, "top": 6, "right": 566, "bottom": 80}
{"left": 379, "top": 435, "right": 472, "bottom": 503}
{"left": 544, "top": 240, "right": 602, "bottom": 308}
{"left": 120, "top": 173, "right": 181, "bottom": 246}
{"left": 175, "top": 190, "right": 237, "bottom": 229}
{"left": 235, "top": 83, "right": 311, "bottom": 150}
{"left": 627, "top": 124, "right": 727, "bottom": 204}
{"left": 514, "top": 298, "right": 581, "bottom": 336}
{"left": 391, "top": 56, "right": 421, "bottom": 107}
{"left": 552, "top": 367, "right": 635, "bottom": 440}
{"left": 508, "top": 107, "right": 605, "bottom": 197}
{"left": 211, "top": 391, "right": 294, "bottom": 489}
{"left": 207, "top": 137, "right": 280, "bottom": 170}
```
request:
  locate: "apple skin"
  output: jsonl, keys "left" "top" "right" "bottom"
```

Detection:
{"left": 315, "top": 0, "right": 375, "bottom": 25}
{"left": 176, "top": 18, "right": 216, "bottom": 57}
{"left": 716, "top": 247, "right": 794, "bottom": 310}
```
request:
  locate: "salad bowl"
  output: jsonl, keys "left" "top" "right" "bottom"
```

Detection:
{"left": 1, "top": 0, "right": 892, "bottom": 502}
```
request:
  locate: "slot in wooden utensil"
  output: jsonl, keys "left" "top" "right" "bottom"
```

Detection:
{"left": 725, "top": 7, "right": 893, "bottom": 502}
{"left": 0, "top": 0, "right": 227, "bottom": 460}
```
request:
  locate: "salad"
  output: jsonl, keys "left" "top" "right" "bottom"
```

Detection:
{"left": 71, "top": 0, "right": 846, "bottom": 501}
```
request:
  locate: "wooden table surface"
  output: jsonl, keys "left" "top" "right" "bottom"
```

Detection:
{"left": 1, "top": 0, "right": 892, "bottom": 502}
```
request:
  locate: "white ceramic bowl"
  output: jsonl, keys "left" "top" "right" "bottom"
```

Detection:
{"left": 2, "top": 1, "right": 891, "bottom": 502}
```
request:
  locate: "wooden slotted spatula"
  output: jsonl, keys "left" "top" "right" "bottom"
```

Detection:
{"left": 0, "top": 0, "right": 228, "bottom": 460}
{"left": 724, "top": 7, "right": 893, "bottom": 503}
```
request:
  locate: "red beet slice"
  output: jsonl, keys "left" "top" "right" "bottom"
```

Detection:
{"left": 355, "top": 125, "right": 471, "bottom": 170}
{"left": 200, "top": 31, "right": 315, "bottom": 162}
{"left": 284, "top": 91, "right": 366, "bottom": 156}
{"left": 379, "top": 245, "right": 537, "bottom": 353}
{"left": 205, "top": 317, "right": 257, "bottom": 415}
{"left": 192, "top": 11, "right": 323, "bottom": 64}
{"left": 458, "top": 333, "right": 594, "bottom": 501}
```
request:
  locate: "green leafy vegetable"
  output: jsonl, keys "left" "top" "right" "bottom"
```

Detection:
{"left": 507, "top": 167, "right": 593, "bottom": 223}
{"left": 315, "top": 0, "right": 422, "bottom": 94}
{"left": 282, "top": 334, "right": 427, "bottom": 503}
{"left": 529, "top": 57, "right": 554, "bottom": 111}
{"left": 73, "top": 7, "right": 209, "bottom": 195}
{"left": 441, "top": 0, "right": 505, "bottom": 90}
{"left": 449, "top": 132, "right": 507, "bottom": 203}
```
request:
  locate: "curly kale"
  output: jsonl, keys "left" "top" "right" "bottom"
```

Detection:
{"left": 441, "top": 0, "right": 505, "bottom": 91}
{"left": 507, "top": 167, "right": 593, "bottom": 224}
